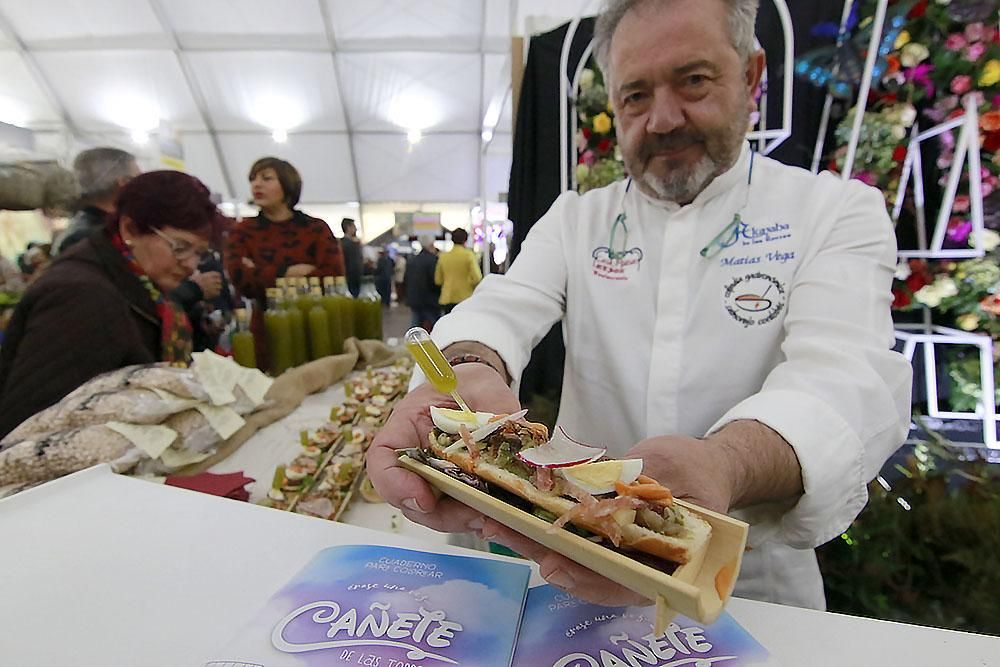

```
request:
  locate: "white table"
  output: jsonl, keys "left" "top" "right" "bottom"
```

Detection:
{"left": 0, "top": 466, "right": 996, "bottom": 666}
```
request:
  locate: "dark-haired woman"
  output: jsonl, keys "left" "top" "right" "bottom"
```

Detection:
{"left": 225, "top": 158, "right": 344, "bottom": 370}
{"left": 0, "top": 171, "right": 219, "bottom": 439}
{"left": 225, "top": 157, "right": 344, "bottom": 299}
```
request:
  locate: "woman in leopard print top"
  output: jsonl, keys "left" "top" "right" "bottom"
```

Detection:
{"left": 225, "top": 157, "right": 345, "bottom": 369}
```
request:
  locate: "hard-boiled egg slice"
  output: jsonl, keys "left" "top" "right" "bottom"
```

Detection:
{"left": 430, "top": 406, "right": 495, "bottom": 435}
{"left": 560, "top": 459, "right": 644, "bottom": 495}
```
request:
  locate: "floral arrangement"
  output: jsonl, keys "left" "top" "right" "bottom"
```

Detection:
{"left": 574, "top": 64, "right": 625, "bottom": 193}
{"left": 809, "top": 0, "right": 1000, "bottom": 414}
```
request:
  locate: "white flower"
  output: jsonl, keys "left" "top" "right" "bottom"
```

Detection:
{"left": 934, "top": 0, "right": 951, "bottom": 5}
{"left": 914, "top": 277, "right": 958, "bottom": 308}
{"left": 938, "top": 277, "right": 958, "bottom": 298}
{"left": 898, "top": 104, "right": 917, "bottom": 127}
{"left": 979, "top": 229, "right": 1000, "bottom": 252}
{"left": 900, "top": 43, "right": 930, "bottom": 68}
{"left": 894, "top": 261, "right": 912, "bottom": 281}
{"left": 580, "top": 69, "right": 595, "bottom": 91}
{"left": 892, "top": 125, "right": 907, "bottom": 141}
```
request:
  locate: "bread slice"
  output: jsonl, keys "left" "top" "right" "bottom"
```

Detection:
{"left": 426, "top": 431, "right": 712, "bottom": 565}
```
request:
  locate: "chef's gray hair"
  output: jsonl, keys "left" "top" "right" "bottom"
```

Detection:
{"left": 593, "top": 0, "right": 759, "bottom": 77}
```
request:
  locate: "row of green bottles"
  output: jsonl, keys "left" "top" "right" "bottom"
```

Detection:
{"left": 261, "top": 275, "right": 383, "bottom": 376}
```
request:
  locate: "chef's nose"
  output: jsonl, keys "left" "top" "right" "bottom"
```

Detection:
{"left": 646, "top": 88, "right": 685, "bottom": 135}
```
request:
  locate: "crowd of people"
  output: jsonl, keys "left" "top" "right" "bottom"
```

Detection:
{"left": 0, "top": 149, "right": 486, "bottom": 440}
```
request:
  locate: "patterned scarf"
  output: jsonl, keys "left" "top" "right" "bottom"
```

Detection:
{"left": 111, "top": 233, "right": 193, "bottom": 364}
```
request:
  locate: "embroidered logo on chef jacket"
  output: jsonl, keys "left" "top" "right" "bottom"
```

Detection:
{"left": 732, "top": 220, "right": 791, "bottom": 248}
{"left": 723, "top": 272, "right": 786, "bottom": 327}
{"left": 592, "top": 213, "right": 643, "bottom": 281}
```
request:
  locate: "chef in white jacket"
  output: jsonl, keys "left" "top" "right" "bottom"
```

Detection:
{"left": 369, "top": 0, "right": 912, "bottom": 610}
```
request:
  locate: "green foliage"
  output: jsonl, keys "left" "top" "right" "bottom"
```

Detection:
{"left": 817, "top": 425, "right": 1000, "bottom": 635}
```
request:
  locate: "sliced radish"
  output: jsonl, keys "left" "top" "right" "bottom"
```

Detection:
{"left": 516, "top": 426, "right": 606, "bottom": 468}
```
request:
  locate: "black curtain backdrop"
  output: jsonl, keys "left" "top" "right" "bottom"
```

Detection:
{"left": 507, "top": 4, "right": 845, "bottom": 404}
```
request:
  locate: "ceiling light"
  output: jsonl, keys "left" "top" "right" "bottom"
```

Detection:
{"left": 481, "top": 129, "right": 494, "bottom": 143}
{"left": 103, "top": 93, "right": 160, "bottom": 136}
{"left": 131, "top": 129, "right": 149, "bottom": 145}
{"left": 347, "top": 201, "right": 360, "bottom": 208}
{"left": 272, "top": 128, "right": 288, "bottom": 143}
{"left": 407, "top": 128, "right": 423, "bottom": 144}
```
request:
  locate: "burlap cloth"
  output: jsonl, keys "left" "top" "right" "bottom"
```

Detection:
{"left": 175, "top": 337, "right": 405, "bottom": 475}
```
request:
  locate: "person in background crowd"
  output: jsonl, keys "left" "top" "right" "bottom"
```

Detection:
{"left": 393, "top": 252, "right": 407, "bottom": 304}
{"left": 0, "top": 254, "right": 24, "bottom": 293}
{"left": 375, "top": 248, "right": 394, "bottom": 307}
{"left": 369, "top": 0, "right": 911, "bottom": 611}
{"left": 434, "top": 227, "right": 482, "bottom": 314}
{"left": 170, "top": 236, "right": 235, "bottom": 353}
{"left": 225, "top": 158, "right": 344, "bottom": 369}
{"left": 0, "top": 171, "right": 218, "bottom": 439}
{"left": 341, "top": 217, "right": 363, "bottom": 297}
{"left": 404, "top": 236, "right": 440, "bottom": 330}
{"left": 54, "top": 147, "right": 140, "bottom": 254}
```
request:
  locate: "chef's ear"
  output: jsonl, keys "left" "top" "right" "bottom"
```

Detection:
{"left": 745, "top": 49, "right": 766, "bottom": 110}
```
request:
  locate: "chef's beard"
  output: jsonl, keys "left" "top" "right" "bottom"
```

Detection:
{"left": 636, "top": 110, "right": 748, "bottom": 204}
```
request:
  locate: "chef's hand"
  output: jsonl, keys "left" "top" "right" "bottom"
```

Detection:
{"left": 367, "top": 363, "right": 520, "bottom": 532}
{"left": 624, "top": 435, "right": 733, "bottom": 514}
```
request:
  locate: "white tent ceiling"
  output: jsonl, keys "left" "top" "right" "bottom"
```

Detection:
{"left": 0, "top": 0, "right": 600, "bottom": 205}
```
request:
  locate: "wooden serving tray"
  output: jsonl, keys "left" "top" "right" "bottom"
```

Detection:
{"left": 399, "top": 453, "right": 749, "bottom": 627}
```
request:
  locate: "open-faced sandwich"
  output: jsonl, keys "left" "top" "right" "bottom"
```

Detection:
{"left": 411, "top": 407, "right": 712, "bottom": 567}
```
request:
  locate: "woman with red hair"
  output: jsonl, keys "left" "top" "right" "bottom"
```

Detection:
{"left": 0, "top": 171, "right": 219, "bottom": 439}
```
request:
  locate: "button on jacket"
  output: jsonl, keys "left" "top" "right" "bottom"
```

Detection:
{"left": 419, "top": 145, "right": 913, "bottom": 608}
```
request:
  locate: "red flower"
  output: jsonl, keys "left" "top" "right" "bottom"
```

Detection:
{"left": 886, "top": 55, "right": 901, "bottom": 75}
{"left": 892, "top": 289, "right": 912, "bottom": 309}
{"left": 582, "top": 127, "right": 591, "bottom": 139}
{"left": 596, "top": 138, "right": 612, "bottom": 154}
{"left": 907, "top": 0, "right": 928, "bottom": 18}
{"left": 984, "top": 132, "right": 1000, "bottom": 152}
{"left": 947, "top": 108, "right": 966, "bottom": 120}
{"left": 906, "top": 271, "right": 930, "bottom": 293}
{"left": 893, "top": 145, "right": 908, "bottom": 162}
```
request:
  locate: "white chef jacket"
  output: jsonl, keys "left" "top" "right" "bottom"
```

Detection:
{"left": 415, "top": 145, "right": 913, "bottom": 610}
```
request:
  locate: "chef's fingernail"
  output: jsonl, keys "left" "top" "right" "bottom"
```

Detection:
{"left": 402, "top": 497, "right": 430, "bottom": 514}
{"left": 467, "top": 517, "right": 485, "bottom": 532}
{"left": 546, "top": 570, "right": 576, "bottom": 589}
